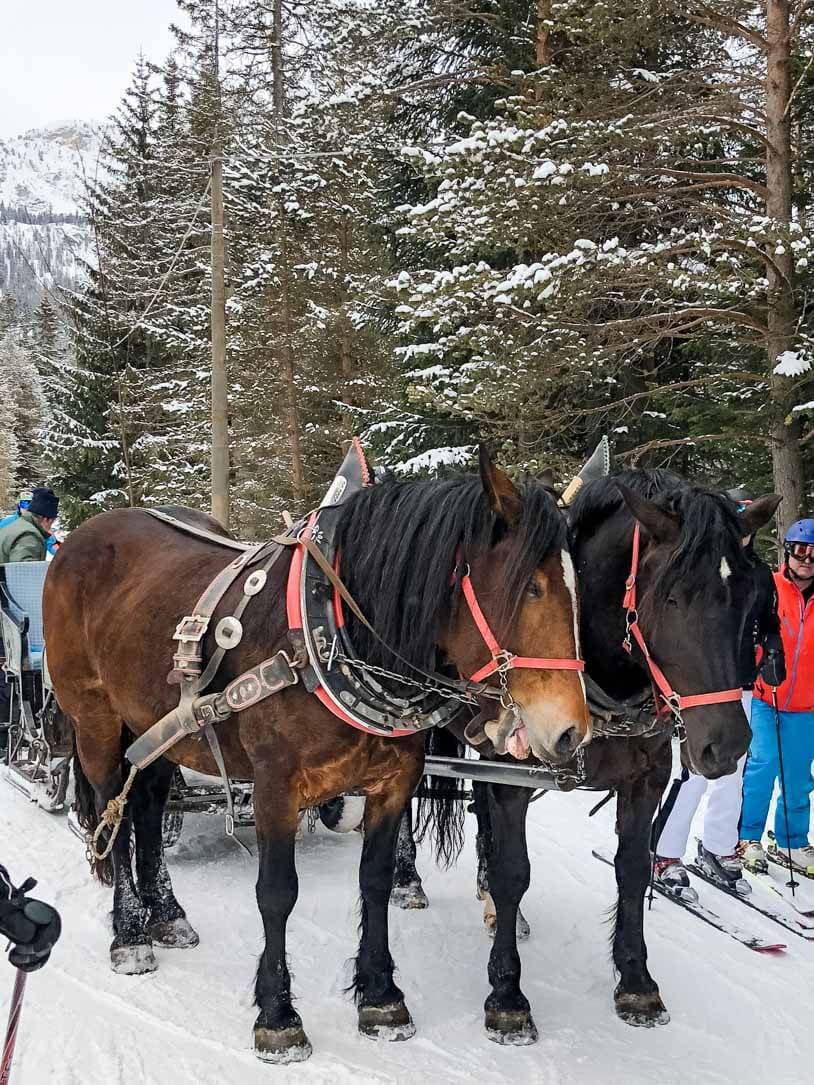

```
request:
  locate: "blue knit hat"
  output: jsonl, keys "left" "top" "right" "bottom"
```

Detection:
{"left": 28, "top": 487, "right": 59, "bottom": 519}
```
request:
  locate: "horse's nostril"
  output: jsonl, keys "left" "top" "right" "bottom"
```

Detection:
{"left": 555, "top": 726, "right": 579, "bottom": 757}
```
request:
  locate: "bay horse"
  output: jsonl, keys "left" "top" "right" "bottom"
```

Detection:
{"left": 393, "top": 471, "right": 779, "bottom": 1038}
{"left": 43, "top": 452, "right": 590, "bottom": 1063}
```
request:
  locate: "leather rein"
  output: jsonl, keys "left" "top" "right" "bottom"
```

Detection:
{"left": 622, "top": 522, "right": 742, "bottom": 741}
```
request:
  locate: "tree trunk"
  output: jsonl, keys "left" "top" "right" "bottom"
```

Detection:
{"left": 279, "top": 209, "right": 305, "bottom": 503}
{"left": 765, "top": 0, "right": 802, "bottom": 539}
{"left": 536, "top": 0, "right": 553, "bottom": 66}
{"left": 337, "top": 214, "right": 356, "bottom": 433}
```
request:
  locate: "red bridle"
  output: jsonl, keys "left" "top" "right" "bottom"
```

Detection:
{"left": 457, "top": 565, "right": 585, "bottom": 684}
{"left": 622, "top": 523, "right": 742, "bottom": 727}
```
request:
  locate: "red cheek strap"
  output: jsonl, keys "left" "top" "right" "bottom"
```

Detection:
{"left": 459, "top": 570, "right": 584, "bottom": 682}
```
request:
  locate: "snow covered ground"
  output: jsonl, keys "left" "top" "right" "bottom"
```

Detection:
{"left": 1, "top": 765, "right": 812, "bottom": 1085}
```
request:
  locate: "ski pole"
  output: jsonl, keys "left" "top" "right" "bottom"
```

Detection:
{"left": 770, "top": 687, "right": 799, "bottom": 895}
{"left": 0, "top": 969, "right": 27, "bottom": 1085}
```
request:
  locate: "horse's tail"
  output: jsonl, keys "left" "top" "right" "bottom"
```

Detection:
{"left": 71, "top": 733, "right": 114, "bottom": 886}
{"left": 415, "top": 727, "right": 467, "bottom": 867}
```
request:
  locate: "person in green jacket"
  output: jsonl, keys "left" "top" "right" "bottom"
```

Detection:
{"left": 0, "top": 487, "right": 59, "bottom": 741}
{"left": 0, "top": 487, "right": 59, "bottom": 564}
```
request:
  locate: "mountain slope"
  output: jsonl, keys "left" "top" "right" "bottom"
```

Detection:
{"left": 0, "top": 121, "right": 101, "bottom": 308}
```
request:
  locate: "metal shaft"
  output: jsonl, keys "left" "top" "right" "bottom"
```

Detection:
{"left": 424, "top": 755, "right": 564, "bottom": 791}
{"left": 771, "top": 687, "right": 798, "bottom": 894}
{"left": 0, "top": 970, "right": 27, "bottom": 1085}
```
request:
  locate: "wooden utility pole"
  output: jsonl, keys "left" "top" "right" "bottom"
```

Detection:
{"left": 210, "top": 0, "right": 230, "bottom": 528}
{"left": 765, "top": 0, "right": 801, "bottom": 536}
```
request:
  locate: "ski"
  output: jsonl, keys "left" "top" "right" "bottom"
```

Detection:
{"left": 592, "top": 849, "right": 786, "bottom": 955}
{"left": 743, "top": 868, "right": 814, "bottom": 919}
{"left": 686, "top": 863, "right": 814, "bottom": 939}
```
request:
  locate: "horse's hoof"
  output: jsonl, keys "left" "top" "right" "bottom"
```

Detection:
{"left": 110, "top": 942, "right": 156, "bottom": 975}
{"left": 615, "top": 990, "right": 670, "bottom": 1028}
{"left": 254, "top": 1025, "right": 312, "bottom": 1064}
{"left": 358, "top": 1002, "right": 416, "bottom": 1041}
{"left": 147, "top": 916, "right": 199, "bottom": 948}
{"left": 483, "top": 908, "right": 531, "bottom": 941}
{"left": 485, "top": 1009, "right": 538, "bottom": 1046}
{"left": 390, "top": 883, "right": 429, "bottom": 910}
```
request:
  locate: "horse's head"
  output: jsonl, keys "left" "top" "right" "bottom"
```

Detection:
{"left": 572, "top": 472, "right": 779, "bottom": 779}
{"left": 335, "top": 450, "right": 590, "bottom": 764}
{"left": 441, "top": 449, "right": 591, "bottom": 763}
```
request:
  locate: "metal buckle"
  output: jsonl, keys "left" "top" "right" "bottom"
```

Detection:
{"left": 173, "top": 615, "right": 208, "bottom": 644}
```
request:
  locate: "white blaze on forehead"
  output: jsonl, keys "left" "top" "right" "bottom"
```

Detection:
{"left": 720, "top": 556, "right": 732, "bottom": 582}
{"left": 560, "top": 549, "right": 586, "bottom": 697}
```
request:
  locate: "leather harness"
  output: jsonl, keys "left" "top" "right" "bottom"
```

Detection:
{"left": 124, "top": 442, "right": 585, "bottom": 828}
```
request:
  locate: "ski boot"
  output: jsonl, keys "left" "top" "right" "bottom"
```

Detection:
{"left": 696, "top": 841, "right": 750, "bottom": 896}
{"left": 735, "top": 839, "right": 768, "bottom": 874}
{"left": 767, "top": 840, "right": 814, "bottom": 877}
{"left": 653, "top": 856, "right": 698, "bottom": 903}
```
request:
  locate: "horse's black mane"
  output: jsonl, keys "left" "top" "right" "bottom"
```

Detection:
{"left": 335, "top": 475, "right": 565, "bottom": 674}
{"left": 570, "top": 469, "right": 754, "bottom": 605}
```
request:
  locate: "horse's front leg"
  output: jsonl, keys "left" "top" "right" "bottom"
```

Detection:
{"left": 483, "top": 782, "right": 536, "bottom": 1044}
{"left": 474, "top": 781, "right": 531, "bottom": 941}
{"left": 252, "top": 779, "right": 310, "bottom": 1064}
{"left": 390, "top": 806, "right": 429, "bottom": 909}
{"left": 354, "top": 785, "right": 418, "bottom": 1041}
{"left": 130, "top": 756, "right": 198, "bottom": 949}
{"left": 613, "top": 749, "right": 671, "bottom": 1027}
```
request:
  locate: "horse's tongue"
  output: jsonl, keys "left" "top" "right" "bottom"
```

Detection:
{"left": 506, "top": 724, "right": 530, "bottom": 760}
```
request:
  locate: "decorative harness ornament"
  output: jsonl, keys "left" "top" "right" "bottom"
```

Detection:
{"left": 621, "top": 521, "right": 742, "bottom": 741}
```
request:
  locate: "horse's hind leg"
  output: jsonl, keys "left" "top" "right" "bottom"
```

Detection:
{"left": 482, "top": 782, "right": 536, "bottom": 1045}
{"left": 390, "top": 806, "right": 429, "bottom": 909}
{"left": 473, "top": 782, "right": 530, "bottom": 941}
{"left": 354, "top": 787, "right": 418, "bottom": 1042}
{"left": 612, "top": 747, "right": 672, "bottom": 1027}
{"left": 76, "top": 724, "right": 155, "bottom": 975}
{"left": 130, "top": 756, "right": 198, "bottom": 949}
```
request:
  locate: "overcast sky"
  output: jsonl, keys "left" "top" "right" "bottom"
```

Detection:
{"left": 0, "top": 0, "right": 182, "bottom": 138}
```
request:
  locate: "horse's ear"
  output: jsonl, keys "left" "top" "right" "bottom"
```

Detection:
{"left": 739, "top": 494, "right": 781, "bottom": 535}
{"left": 479, "top": 445, "right": 523, "bottom": 526}
{"left": 615, "top": 482, "right": 679, "bottom": 544}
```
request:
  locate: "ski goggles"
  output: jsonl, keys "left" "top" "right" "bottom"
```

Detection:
{"left": 786, "top": 542, "right": 814, "bottom": 562}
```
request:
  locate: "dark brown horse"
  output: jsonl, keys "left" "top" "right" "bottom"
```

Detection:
{"left": 43, "top": 453, "right": 590, "bottom": 1063}
{"left": 394, "top": 471, "right": 779, "bottom": 1038}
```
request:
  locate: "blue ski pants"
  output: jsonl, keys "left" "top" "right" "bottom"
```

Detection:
{"left": 739, "top": 698, "right": 814, "bottom": 849}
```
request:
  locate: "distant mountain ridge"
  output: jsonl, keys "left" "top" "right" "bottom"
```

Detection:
{"left": 0, "top": 121, "right": 102, "bottom": 215}
{"left": 0, "top": 121, "right": 101, "bottom": 308}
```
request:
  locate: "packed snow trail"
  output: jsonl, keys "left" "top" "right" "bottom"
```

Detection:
{"left": 1, "top": 770, "right": 811, "bottom": 1085}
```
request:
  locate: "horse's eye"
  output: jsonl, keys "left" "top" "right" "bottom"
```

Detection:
{"left": 527, "top": 579, "right": 544, "bottom": 599}
{"left": 667, "top": 597, "right": 679, "bottom": 608}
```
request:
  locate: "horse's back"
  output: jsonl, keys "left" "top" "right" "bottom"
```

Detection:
{"left": 43, "top": 506, "right": 234, "bottom": 696}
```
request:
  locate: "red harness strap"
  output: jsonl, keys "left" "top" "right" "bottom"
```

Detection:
{"left": 459, "top": 571, "right": 585, "bottom": 683}
{"left": 622, "top": 523, "right": 742, "bottom": 718}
